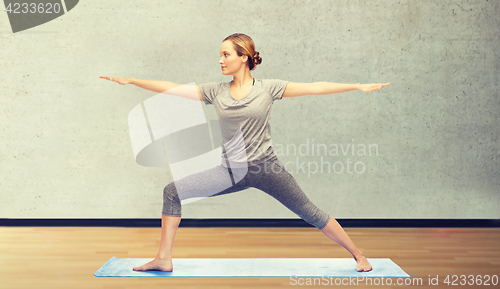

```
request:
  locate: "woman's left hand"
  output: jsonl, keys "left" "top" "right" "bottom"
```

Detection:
{"left": 358, "top": 83, "right": 390, "bottom": 92}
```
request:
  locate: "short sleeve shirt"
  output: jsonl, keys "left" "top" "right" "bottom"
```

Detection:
{"left": 199, "top": 79, "right": 289, "bottom": 167}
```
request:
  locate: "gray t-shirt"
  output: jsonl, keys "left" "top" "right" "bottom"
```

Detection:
{"left": 199, "top": 78, "right": 289, "bottom": 168}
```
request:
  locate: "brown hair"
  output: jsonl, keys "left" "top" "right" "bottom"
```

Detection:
{"left": 223, "top": 33, "right": 262, "bottom": 71}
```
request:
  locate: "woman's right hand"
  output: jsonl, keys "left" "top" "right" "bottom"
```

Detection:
{"left": 100, "top": 76, "right": 131, "bottom": 85}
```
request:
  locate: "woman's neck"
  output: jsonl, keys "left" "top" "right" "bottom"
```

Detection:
{"left": 231, "top": 69, "right": 253, "bottom": 88}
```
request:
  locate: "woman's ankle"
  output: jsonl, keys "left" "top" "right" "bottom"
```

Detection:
{"left": 353, "top": 251, "right": 366, "bottom": 261}
{"left": 156, "top": 254, "right": 172, "bottom": 261}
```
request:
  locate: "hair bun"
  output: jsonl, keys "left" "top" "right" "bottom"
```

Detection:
{"left": 253, "top": 52, "right": 262, "bottom": 66}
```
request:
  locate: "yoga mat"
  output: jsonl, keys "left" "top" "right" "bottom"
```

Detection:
{"left": 94, "top": 257, "right": 409, "bottom": 278}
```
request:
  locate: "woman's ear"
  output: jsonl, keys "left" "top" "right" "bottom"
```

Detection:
{"left": 241, "top": 54, "right": 248, "bottom": 64}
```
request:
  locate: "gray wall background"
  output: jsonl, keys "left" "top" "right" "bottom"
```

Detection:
{"left": 1, "top": 0, "right": 499, "bottom": 219}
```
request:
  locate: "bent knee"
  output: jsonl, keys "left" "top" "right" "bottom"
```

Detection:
{"left": 163, "top": 183, "right": 179, "bottom": 202}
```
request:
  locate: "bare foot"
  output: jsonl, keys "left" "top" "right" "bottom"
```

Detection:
{"left": 133, "top": 257, "right": 173, "bottom": 272}
{"left": 354, "top": 252, "right": 372, "bottom": 272}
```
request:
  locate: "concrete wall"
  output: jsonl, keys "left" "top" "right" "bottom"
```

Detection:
{"left": 1, "top": 0, "right": 499, "bottom": 219}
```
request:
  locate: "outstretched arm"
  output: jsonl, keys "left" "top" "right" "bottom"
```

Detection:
{"left": 282, "top": 82, "right": 390, "bottom": 98}
{"left": 99, "top": 76, "right": 204, "bottom": 101}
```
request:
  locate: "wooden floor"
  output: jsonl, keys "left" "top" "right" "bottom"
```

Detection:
{"left": 0, "top": 227, "right": 499, "bottom": 289}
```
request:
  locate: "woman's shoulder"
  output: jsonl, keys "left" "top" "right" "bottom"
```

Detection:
{"left": 198, "top": 81, "right": 231, "bottom": 104}
{"left": 255, "top": 78, "right": 289, "bottom": 90}
{"left": 254, "top": 79, "right": 289, "bottom": 100}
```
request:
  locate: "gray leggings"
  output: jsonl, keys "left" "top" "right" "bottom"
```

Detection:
{"left": 162, "top": 156, "right": 331, "bottom": 230}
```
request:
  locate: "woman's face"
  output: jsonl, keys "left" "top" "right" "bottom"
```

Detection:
{"left": 219, "top": 40, "right": 247, "bottom": 76}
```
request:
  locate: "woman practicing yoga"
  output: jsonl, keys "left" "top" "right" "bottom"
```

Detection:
{"left": 100, "top": 33, "right": 389, "bottom": 272}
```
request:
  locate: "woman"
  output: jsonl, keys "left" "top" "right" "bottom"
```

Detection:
{"left": 101, "top": 33, "right": 389, "bottom": 272}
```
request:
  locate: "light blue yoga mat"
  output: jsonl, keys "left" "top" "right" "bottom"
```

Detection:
{"left": 94, "top": 257, "right": 409, "bottom": 277}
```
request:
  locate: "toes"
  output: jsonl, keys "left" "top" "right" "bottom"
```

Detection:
{"left": 356, "top": 264, "right": 373, "bottom": 272}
